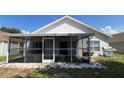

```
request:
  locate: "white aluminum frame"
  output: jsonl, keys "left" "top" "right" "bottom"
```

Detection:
{"left": 70, "top": 37, "right": 73, "bottom": 62}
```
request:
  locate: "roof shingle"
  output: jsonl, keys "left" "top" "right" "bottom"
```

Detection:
{"left": 109, "top": 32, "right": 124, "bottom": 43}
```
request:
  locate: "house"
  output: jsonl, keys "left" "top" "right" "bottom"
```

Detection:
{"left": 109, "top": 32, "right": 124, "bottom": 53}
{"left": 0, "top": 31, "right": 21, "bottom": 57}
{"left": 6, "top": 16, "right": 111, "bottom": 63}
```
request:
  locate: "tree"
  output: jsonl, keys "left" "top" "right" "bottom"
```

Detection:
{"left": 0, "top": 27, "right": 22, "bottom": 33}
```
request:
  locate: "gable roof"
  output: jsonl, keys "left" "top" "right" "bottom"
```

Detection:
{"left": 109, "top": 32, "right": 124, "bottom": 43}
{"left": 32, "top": 16, "right": 111, "bottom": 37}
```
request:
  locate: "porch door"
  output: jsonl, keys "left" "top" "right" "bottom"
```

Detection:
{"left": 42, "top": 38, "right": 55, "bottom": 63}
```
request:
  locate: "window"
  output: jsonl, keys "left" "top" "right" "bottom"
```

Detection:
{"left": 90, "top": 41, "right": 100, "bottom": 51}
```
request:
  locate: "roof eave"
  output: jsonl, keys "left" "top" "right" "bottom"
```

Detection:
{"left": 5, "top": 33, "right": 95, "bottom": 37}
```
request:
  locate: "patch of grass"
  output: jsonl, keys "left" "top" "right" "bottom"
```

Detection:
{"left": 26, "top": 72, "right": 50, "bottom": 78}
{"left": 13, "top": 75, "right": 24, "bottom": 78}
{"left": 94, "top": 53, "right": 124, "bottom": 63}
{"left": 0, "top": 56, "right": 6, "bottom": 62}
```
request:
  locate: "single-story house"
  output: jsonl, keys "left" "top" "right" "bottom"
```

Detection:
{"left": 109, "top": 32, "right": 124, "bottom": 53}
{"left": 0, "top": 31, "right": 20, "bottom": 56}
{"left": 5, "top": 16, "right": 111, "bottom": 63}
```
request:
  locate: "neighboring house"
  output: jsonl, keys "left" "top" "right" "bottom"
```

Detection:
{"left": 109, "top": 32, "right": 124, "bottom": 53}
{"left": 6, "top": 16, "right": 111, "bottom": 63}
{"left": 0, "top": 31, "right": 20, "bottom": 56}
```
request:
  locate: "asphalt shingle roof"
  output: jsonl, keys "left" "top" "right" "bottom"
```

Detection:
{"left": 109, "top": 32, "right": 124, "bottom": 43}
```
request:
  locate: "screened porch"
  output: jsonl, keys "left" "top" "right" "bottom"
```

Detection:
{"left": 6, "top": 33, "right": 94, "bottom": 63}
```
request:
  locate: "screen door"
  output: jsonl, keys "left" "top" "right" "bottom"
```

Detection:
{"left": 42, "top": 38, "right": 55, "bottom": 63}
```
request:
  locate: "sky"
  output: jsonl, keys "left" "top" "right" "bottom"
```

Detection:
{"left": 0, "top": 15, "right": 124, "bottom": 34}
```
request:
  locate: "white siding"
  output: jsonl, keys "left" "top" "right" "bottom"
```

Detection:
{"left": 91, "top": 37, "right": 109, "bottom": 56}
{"left": 44, "top": 23, "right": 85, "bottom": 34}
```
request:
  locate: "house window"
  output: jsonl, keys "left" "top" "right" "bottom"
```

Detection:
{"left": 90, "top": 41, "right": 100, "bottom": 51}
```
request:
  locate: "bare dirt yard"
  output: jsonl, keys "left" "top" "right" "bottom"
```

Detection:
{"left": 0, "top": 68, "right": 35, "bottom": 78}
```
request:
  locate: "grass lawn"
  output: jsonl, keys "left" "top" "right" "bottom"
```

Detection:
{"left": 0, "top": 53, "right": 124, "bottom": 78}
{"left": 0, "top": 56, "right": 6, "bottom": 62}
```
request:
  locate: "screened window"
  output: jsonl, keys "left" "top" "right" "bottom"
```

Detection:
{"left": 90, "top": 41, "right": 100, "bottom": 51}
{"left": 30, "top": 41, "right": 42, "bottom": 54}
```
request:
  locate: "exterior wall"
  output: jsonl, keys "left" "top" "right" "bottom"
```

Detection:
{"left": 82, "top": 37, "right": 109, "bottom": 56}
{"left": 43, "top": 23, "right": 84, "bottom": 34}
{"left": 110, "top": 42, "right": 124, "bottom": 53}
{"left": 91, "top": 36, "right": 109, "bottom": 56}
{"left": 76, "top": 36, "right": 109, "bottom": 57}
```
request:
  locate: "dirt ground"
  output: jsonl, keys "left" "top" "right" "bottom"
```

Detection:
{"left": 0, "top": 68, "right": 35, "bottom": 78}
